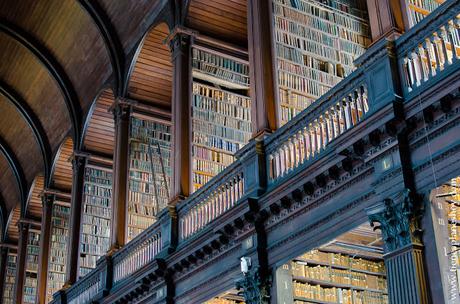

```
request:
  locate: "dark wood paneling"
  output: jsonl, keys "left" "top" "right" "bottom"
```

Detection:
{"left": 187, "top": 0, "right": 248, "bottom": 46}
{"left": 0, "top": 34, "right": 69, "bottom": 154}
{"left": 0, "top": 0, "right": 112, "bottom": 114}
{"left": 128, "top": 23, "right": 172, "bottom": 108}
{"left": 52, "top": 138, "right": 73, "bottom": 192}
{"left": 83, "top": 89, "right": 115, "bottom": 156}
{"left": 0, "top": 97, "right": 43, "bottom": 188}
{"left": 6, "top": 206, "right": 20, "bottom": 243}
{"left": 97, "top": 0, "right": 166, "bottom": 54}
{"left": 0, "top": 156, "right": 20, "bottom": 213}
{"left": 26, "top": 175, "right": 44, "bottom": 220}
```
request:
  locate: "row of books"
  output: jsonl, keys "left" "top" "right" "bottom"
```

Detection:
{"left": 192, "top": 48, "right": 249, "bottom": 76}
{"left": 193, "top": 108, "right": 252, "bottom": 131}
{"left": 407, "top": 0, "right": 442, "bottom": 27}
{"left": 128, "top": 116, "right": 171, "bottom": 241}
{"left": 293, "top": 282, "right": 388, "bottom": 304}
{"left": 192, "top": 84, "right": 251, "bottom": 107}
{"left": 2, "top": 253, "right": 16, "bottom": 304}
{"left": 23, "top": 273, "right": 38, "bottom": 304}
{"left": 46, "top": 204, "right": 70, "bottom": 302}
{"left": 80, "top": 166, "right": 112, "bottom": 277}
{"left": 193, "top": 120, "right": 251, "bottom": 143}
{"left": 193, "top": 95, "right": 251, "bottom": 121}
{"left": 193, "top": 146, "right": 235, "bottom": 163}
{"left": 273, "top": 0, "right": 369, "bottom": 125}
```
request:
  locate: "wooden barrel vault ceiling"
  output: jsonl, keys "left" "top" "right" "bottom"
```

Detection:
{"left": 0, "top": 0, "right": 249, "bottom": 243}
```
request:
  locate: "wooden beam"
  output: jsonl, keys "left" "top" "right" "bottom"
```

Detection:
{"left": 0, "top": 19, "right": 82, "bottom": 149}
{"left": 0, "top": 135, "right": 27, "bottom": 214}
{"left": 0, "top": 80, "right": 52, "bottom": 188}
{"left": 77, "top": 0, "right": 125, "bottom": 97}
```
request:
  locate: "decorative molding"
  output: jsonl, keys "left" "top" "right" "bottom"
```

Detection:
{"left": 368, "top": 189, "right": 423, "bottom": 252}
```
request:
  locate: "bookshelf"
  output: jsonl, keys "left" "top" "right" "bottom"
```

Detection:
{"left": 127, "top": 115, "right": 171, "bottom": 241}
{"left": 272, "top": 0, "right": 370, "bottom": 125}
{"left": 203, "top": 290, "right": 245, "bottom": 304}
{"left": 79, "top": 166, "right": 112, "bottom": 278}
{"left": 46, "top": 202, "right": 70, "bottom": 303}
{"left": 282, "top": 249, "right": 388, "bottom": 304}
{"left": 24, "top": 230, "right": 40, "bottom": 304}
{"left": 405, "top": 0, "right": 445, "bottom": 27}
{"left": 191, "top": 46, "right": 252, "bottom": 191}
{"left": 2, "top": 252, "right": 16, "bottom": 304}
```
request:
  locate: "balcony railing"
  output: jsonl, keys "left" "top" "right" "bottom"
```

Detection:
{"left": 51, "top": 1, "right": 460, "bottom": 303}
{"left": 397, "top": 1, "right": 460, "bottom": 98}
{"left": 178, "top": 160, "right": 245, "bottom": 241}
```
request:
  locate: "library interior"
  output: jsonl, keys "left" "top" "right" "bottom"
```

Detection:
{"left": 0, "top": 0, "right": 459, "bottom": 303}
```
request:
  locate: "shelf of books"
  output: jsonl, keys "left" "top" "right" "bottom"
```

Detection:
{"left": 127, "top": 115, "right": 172, "bottom": 241}
{"left": 2, "top": 251, "right": 17, "bottom": 304}
{"left": 46, "top": 201, "right": 70, "bottom": 303}
{"left": 191, "top": 46, "right": 252, "bottom": 191}
{"left": 272, "top": 0, "right": 370, "bottom": 125}
{"left": 79, "top": 166, "right": 112, "bottom": 278}
{"left": 405, "top": 0, "right": 444, "bottom": 27}
{"left": 23, "top": 229, "right": 40, "bottom": 304}
{"left": 203, "top": 290, "right": 245, "bottom": 304}
{"left": 279, "top": 249, "right": 388, "bottom": 304}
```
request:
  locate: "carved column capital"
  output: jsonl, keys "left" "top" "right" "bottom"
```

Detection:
{"left": 368, "top": 189, "right": 424, "bottom": 252}
{"left": 111, "top": 100, "right": 132, "bottom": 124}
{"left": 41, "top": 192, "right": 56, "bottom": 209}
{"left": 71, "top": 152, "right": 87, "bottom": 172}
{"left": 168, "top": 30, "right": 192, "bottom": 61}
{"left": 236, "top": 267, "right": 271, "bottom": 304}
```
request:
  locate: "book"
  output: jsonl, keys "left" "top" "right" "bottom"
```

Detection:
{"left": 46, "top": 202, "right": 70, "bottom": 303}
{"left": 2, "top": 253, "right": 17, "bottom": 304}
{"left": 79, "top": 166, "right": 113, "bottom": 278}
{"left": 23, "top": 230, "right": 40, "bottom": 304}
{"left": 272, "top": 0, "right": 370, "bottom": 125}
{"left": 127, "top": 116, "right": 172, "bottom": 241}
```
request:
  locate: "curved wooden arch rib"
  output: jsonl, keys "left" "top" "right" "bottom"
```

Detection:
{"left": 0, "top": 136, "right": 26, "bottom": 214}
{"left": 0, "top": 194, "right": 7, "bottom": 242}
{"left": 0, "top": 81, "right": 52, "bottom": 187}
{"left": 0, "top": 19, "right": 82, "bottom": 150}
{"left": 49, "top": 137, "right": 73, "bottom": 192}
{"left": 77, "top": 0, "right": 125, "bottom": 97}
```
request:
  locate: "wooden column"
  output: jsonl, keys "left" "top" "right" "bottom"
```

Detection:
{"left": 169, "top": 30, "right": 192, "bottom": 202}
{"left": 65, "top": 153, "right": 87, "bottom": 286}
{"left": 366, "top": 0, "right": 405, "bottom": 42}
{"left": 36, "top": 193, "right": 54, "bottom": 304}
{"left": 14, "top": 222, "right": 29, "bottom": 303}
{"left": 368, "top": 191, "right": 429, "bottom": 304}
{"left": 110, "top": 100, "right": 131, "bottom": 250}
{"left": 247, "top": 0, "right": 278, "bottom": 134}
{"left": 0, "top": 246, "right": 8, "bottom": 304}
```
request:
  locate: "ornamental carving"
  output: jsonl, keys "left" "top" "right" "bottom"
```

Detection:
{"left": 368, "top": 189, "right": 424, "bottom": 253}
{"left": 236, "top": 267, "right": 271, "bottom": 304}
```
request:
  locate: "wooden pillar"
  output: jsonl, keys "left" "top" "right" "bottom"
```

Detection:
{"left": 0, "top": 246, "right": 8, "bottom": 304}
{"left": 247, "top": 0, "right": 278, "bottom": 134}
{"left": 36, "top": 193, "right": 54, "bottom": 303}
{"left": 367, "top": 191, "right": 429, "bottom": 304}
{"left": 169, "top": 30, "right": 192, "bottom": 202}
{"left": 14, "top": 222, "right": 29, "bottom": 304}
{"left": 110, "top": 100, "right": 131, "bottom": 250}
{"left": 64, "top": 153, "right": 87, "bottom": 286}
{"left": 366, "top": 0, "right": 406, "bottom": 42}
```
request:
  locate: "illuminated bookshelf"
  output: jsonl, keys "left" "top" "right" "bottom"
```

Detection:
{"left": 191, "top": 46, "right": 252, "bottom": 191}
{"left": 46, "top": 202, "right": 70, "bottom": 302}
{"left": 23, "top": 230, "right": 40, "bottom": 304}
{"left": 2, "top": 252, "right": 17, "bottom": 304}
{"left": 79, "top": 166, "right": 112, "bottom": 278}
{"left": 127, "top": 115, "right": 171, "bottom": 241}
{"left": 272, "top": 0, "right": 370, "bottom": 125}
{"left": 405, "top": 0, "right": 444, "bottom": 27}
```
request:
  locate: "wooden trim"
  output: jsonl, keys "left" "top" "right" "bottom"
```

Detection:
{"left": 77, "top": 0, "right": 125, "bottom": 96}
{"left": 0, "top": 81, "right": 52, "bottom": 188}
{"left": 0, "top": 135, "right": 27, "bottom": 213}
{"left": 0, "top": 20, "right": 82, "bottom": 149}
